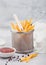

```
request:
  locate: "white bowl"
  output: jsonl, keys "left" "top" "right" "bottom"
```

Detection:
{"left": 0, "top": 47, "right": 16, "bottom": 58}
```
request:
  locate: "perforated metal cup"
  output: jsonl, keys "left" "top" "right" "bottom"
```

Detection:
{"left": 11, "top": 30, "right": 34, "bottom": 53}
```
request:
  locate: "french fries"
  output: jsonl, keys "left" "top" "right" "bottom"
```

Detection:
{"left": 20, "top": 53, "right": 38, "bottom": 62}
{"left": 10, "top": 22, "right": 21, "bottom": 32}
{"left": 10, "top": 19, "right": 34, "bottom": 32}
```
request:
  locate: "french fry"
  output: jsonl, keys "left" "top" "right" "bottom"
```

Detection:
{"left": 23, "top": 28, "right": 28, "bottom": 32}
{"left": 11, "top": 22, "right": 21, "bottom": 32}
{"left": 20, "top": 53, "right": 38, "bottom": 62}
{"left": 10, "top": 22, "right": 16, "bottom": 30}
{"left": 26, "top": 53, "right": 38, "bottom": 63}
{"left": 15, "top": 24, "right": 21, "bottom": 32}
{"left": 27, "top": 25, "right": 34, "bottom": 31}
{"left": 25, "top": 23, "right": 30, "bottom": 29}
{"left": 21, "top": 21, "right": 25, "bottom": 29}
{"left": 20, "top": 57, "right": 27, "bottom": 62}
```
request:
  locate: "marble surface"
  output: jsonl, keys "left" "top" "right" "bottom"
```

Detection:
{"left": 0, "top": 53, "right": 46, "bottom": 65}
{"left": 0, "top": 0, "right": 46, "bottom": 27}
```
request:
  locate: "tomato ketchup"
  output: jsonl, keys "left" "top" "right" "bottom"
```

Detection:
{"left": 0, "top": 47, "right": 14, "bottom": 53}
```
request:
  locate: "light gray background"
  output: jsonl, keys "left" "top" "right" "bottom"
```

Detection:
{"left": 0, "top": 0, "right": 46, "bottom": 27}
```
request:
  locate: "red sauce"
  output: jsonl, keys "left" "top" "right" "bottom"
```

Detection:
{"left": 0, "top": 48, "right": 14, "bottom": 53}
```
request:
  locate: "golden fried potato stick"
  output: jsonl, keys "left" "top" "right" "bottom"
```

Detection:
{"left": 27, "top": 25, "right": 34, "bottom": 31}
{"left": 21, "top": 21, "right": 25, "bottom": 29}
{"left": 21, "top": 20, "right": 28, "bottom": 29}
{"left": 20, "top": 53, "right": 38, "bottom": 62}
{"left": 10, "top": 22, "right": 16, "bottom": 30}
{"left": 10, "top": 22, "right": 21, "bottom": 32}
{"left": 15, "top": 24, "right": 22, "bottom": 32}
{"left": 21, "top": 20, "right": 31, "bottom": 29}
{"left": 25, "top": 23, "right": 31, "bottom": 29}
{"left": 23, "top": 25, "right": 34, "bottom": 32}
{"left": 26, "top": 53, "right": 38, "bottom": 63}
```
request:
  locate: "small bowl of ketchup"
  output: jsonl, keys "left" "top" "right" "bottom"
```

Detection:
{"left": 0, "top": 47, "right": 16, "bottom": 58}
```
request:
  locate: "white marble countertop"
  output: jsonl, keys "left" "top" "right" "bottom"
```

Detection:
{"left": 0, "top": 22, "right": 46, "bottom": 65}
{"left": 0, "top": 53, "right": 46, "bottom": 65}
